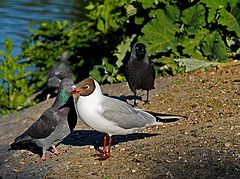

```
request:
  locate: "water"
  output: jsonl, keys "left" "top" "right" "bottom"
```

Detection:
{"left": 0, "top": 0, "right": 87, "bottom": 59}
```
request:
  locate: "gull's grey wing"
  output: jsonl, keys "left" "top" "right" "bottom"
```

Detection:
{"left": 101, "top": 96, "right": 156, "bottom": 129}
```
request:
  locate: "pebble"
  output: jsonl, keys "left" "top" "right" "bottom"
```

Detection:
{"left": 132, "top": 169, "right": 137, "bottom": 173}
{"left": 89, "top": 146, "right": 94, "bottom": 149}
{"left": 224, "top": 142, "right": 231, "bottom": 147}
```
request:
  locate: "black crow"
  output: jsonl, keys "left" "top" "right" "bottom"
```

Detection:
{"left": 126, "top": 43, "right": 155, "bottom": 105}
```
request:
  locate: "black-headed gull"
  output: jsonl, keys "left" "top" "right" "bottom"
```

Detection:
{"left": 71, "top": 78, "right": 185, "bottom": 160}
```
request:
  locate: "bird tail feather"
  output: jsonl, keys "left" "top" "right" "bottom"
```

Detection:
{"left": 10, "top": 134, "right": 32, "bottom": 149}
{"left": 145, "top": 110, "right": 187, "bottom": 123}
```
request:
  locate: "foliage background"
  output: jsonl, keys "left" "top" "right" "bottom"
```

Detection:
{"left": 1, "top": 0, "right": 240, "bottom": 115}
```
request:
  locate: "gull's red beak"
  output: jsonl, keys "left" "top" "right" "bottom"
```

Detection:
{"left": 70, "top": 90, "right": 79, "bottom": 94}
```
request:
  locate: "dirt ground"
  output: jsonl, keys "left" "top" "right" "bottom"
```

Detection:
{"left": 0, "top": 61, "right": 240, "bottom": 179}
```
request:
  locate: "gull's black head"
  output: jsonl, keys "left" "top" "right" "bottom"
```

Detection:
{"left": 135, "top": 43, "right": 146, "bottom": 59}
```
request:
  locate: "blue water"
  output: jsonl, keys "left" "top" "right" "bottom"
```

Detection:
{"left": 0, "top": 0, "right": 86, "bottom": 59}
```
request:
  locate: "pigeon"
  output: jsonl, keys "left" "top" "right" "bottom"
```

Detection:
{"left": 46, "top": 51, "right": 74, "bottom": 99}
{"left": 10, "top": 78, "right": 77, "bottom": 161}
{"left": 126, "top": 42, "right": 155, "bottom": 105}
{"left": 71, "top": 78, "right": 185, "bottom": 160}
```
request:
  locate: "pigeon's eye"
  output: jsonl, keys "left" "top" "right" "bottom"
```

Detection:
{"left": 65, "top": 82, "right": 70, "bottom": 87}
{"left": 83, "top": 85, "right": 90, "bottom": 90}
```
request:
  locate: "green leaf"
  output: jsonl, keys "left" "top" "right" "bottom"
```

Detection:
{"left": 134, "top": 17, "right": 145, "bottom": 25}
{"left": 200, "top": 0, "right": 228, "bottom": 23}
{"left": 85, "top": 2, "right": 95, "bottom": 10}
{"left": 89, "top": 65, "right": 103, "bottom": 82}
{"left": 4, "top": 38, "right": 14, "bottom": 55}
{"left": 139, "top": 5, "right": 180, "bottom": 55}
{"left": 131, "top": 0, "right": 158, "bottom": 9}
{"left": 200, "top": 31, "right": 228, "bottom": 62}
{"left": 181, "top": 29, "right": 209, "bottom": 60}
{"left": 126, "top": 4, "right": 137, "bottom": 18}
{"left": 114, "top": 35, "right": 136, "bottom": 67}
{"left": 103, "top": 58, "right": 114, "bottom": 73}
{"left": 218, "top": 8, "right": 240, "bottom": 38}
{"left": 230, "top": 0, "right": 240, "bottom": 23}
{"left": 181, "top": 4, "right": 206, "bottom": 35}
{"left": 97, "top": 18, "right": 105, "bottom": 32}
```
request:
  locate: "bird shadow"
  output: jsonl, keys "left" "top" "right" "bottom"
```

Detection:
{"left": 8, "top": 130, "right": 159, "bottom": 157}
{"left": 8, "top": 142, "right": 43, "bottom": 157}
{"left": 62, "top": 130, "right": 159, "bottom": 150}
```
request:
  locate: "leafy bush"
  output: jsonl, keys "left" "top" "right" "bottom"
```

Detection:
{"left": 0, "top": 38, "right": 35, "bottom": 115}
{"left": 21, "top": 0, "right": 240, "bottom": 94}
{"left": 1, "top": 0, "right": 239, "bottom": 114}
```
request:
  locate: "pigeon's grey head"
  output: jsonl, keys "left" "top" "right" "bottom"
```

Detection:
{"left": 60, "top": 51, "right": 70, "bottom": 62}
{"left": 59, "top": 78, "right": 76, "bottom": 95}
{"left": 134, "top": 43, "right": 146, "bottom": 59}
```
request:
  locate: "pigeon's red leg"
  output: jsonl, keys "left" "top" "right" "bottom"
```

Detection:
{"left": 37, "top": 152, "right": 47, "bottom": 162}
{"left": 51, "top": 145, "right": 61, "bottom": 156}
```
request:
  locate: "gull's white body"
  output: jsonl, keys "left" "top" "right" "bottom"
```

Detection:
{"left": 75, "top": 80, "right": 161, "bottom": 136}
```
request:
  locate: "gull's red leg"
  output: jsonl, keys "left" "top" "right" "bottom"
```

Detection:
{"left": 102, "top": 134, "right": 107, "bottom": 154}
{"left": 107, "top": 135, "right": 112, "bottom": 158}
{"left": 98, "top": 134, "right": 111, "bottom": 160}
{"left": 97, "top": 134, "right": 107, "bottom": 157}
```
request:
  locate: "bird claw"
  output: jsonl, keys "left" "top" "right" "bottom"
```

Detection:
{"left": 37, "top": 154, "right": 47, "bottom": 162}
{"left": 143, "top": 100, "right": 150, "bottom": 105}
{"left": 52, "top": 148, "right": 61, "bottom": 156}
{"left": 96, "top": 151, "right": 110, "bottom": 160}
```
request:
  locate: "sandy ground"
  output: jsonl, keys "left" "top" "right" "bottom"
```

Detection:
{"left": 0, "top": 61, "right": 240, "bottom": 179}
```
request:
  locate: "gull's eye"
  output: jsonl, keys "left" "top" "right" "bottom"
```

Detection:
{"left": 83, "top": 85, "right": 90, "bottom": 89}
